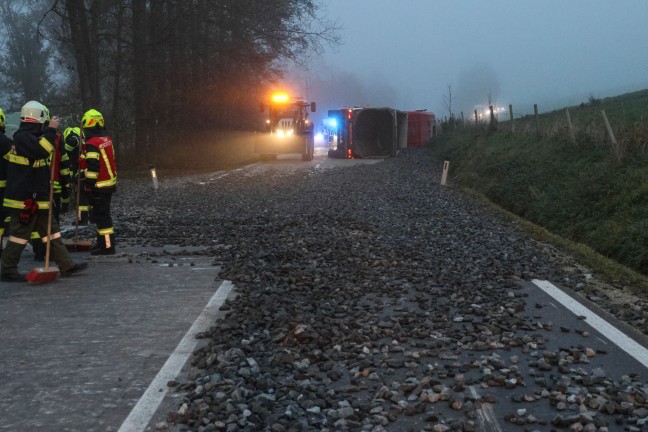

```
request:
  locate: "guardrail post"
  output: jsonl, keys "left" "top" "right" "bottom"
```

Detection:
{"left": 441, "top": 161, "right": 449, "bottom": 186}
{"left": 149, "top": 164, "right": 159, "bottom": 191}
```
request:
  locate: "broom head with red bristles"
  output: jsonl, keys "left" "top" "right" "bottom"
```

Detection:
{"left": 63, "top": 239, "right": 93, "bottom": 252}
{"left": 26, "top": 265, "right": 60, "bottom": 283}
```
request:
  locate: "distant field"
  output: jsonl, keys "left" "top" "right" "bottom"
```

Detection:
{"left": 430, "top": 89, "right": 648, "bottom": 285}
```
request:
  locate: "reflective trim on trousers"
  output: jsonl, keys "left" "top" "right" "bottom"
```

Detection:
{"left": 98, "top": 227, "right": 114, "bottom": 236}
{"left": 41, "top": 232, "right": 62, "bottom": 242}
{"left": 8, "top": 235, "right": 29, "bottom": 245}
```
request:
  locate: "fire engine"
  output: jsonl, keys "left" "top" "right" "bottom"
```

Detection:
{"left": 256, "top": 92, "right": 316, "bottom": 161}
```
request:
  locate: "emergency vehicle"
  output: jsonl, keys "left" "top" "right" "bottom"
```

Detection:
{"left": 256, "top": 92, "right": 316, "bottom": 161}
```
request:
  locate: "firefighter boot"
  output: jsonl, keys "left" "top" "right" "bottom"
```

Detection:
{"left": 32, "top": 238, "right": 46, "bottom": 262}
{"left": 91, "top": 233, "right": 115, "bottom": 256}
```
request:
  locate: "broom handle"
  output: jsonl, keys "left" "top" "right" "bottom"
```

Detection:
{"left": 45, "top": 143, "right": 56, "bottom": 271}
{"left": 74, "top": 153, "right": 81, "bottom": 242}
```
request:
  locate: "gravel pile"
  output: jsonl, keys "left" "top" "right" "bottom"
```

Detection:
{"left": 101, "top": 148, "right": 647, "bottom": 431}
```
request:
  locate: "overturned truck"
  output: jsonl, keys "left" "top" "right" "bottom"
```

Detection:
{"left": 327, "top": 108, "right": 436, "bottom": 159}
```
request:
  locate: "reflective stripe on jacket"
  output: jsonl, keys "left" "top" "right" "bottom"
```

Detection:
{"left": 84, "top": 136, "right": 117, "bottom": 190}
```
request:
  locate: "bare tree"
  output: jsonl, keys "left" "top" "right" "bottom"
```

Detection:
{"left": 5, "top": 0, "right": 340, "bottom": 163}
{"left": 443, "top": 83, "right": 454, "bottom": 122}
{"left": 0, "top": 1, "right": 50, "bottom": 105}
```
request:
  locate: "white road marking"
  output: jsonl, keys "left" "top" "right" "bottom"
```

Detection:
{"left": 532, "top": 279, "right": 648, "bottom": 368}
{"left": 468, "top": 386, "right": 504, "bottom": 432}
{"left": 117, "top": 280, "right": 235, "bottom": 432}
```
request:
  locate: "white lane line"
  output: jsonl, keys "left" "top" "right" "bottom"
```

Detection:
{"left": 118, "top": 280, "right": 235, "bottom": 432}
{"left": 532, "top": 279, "right": 648, "bottom": 368}
{"left": 468, "top": 386, "right": 503, "bottom": 432}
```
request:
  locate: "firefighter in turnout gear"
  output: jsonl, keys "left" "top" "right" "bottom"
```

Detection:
{"left": 0, "top": 107, "right": 12, "bottom": 257}
{"left": 63, "top": 127, "right": 86, "bottom": 220}
{"left": 30, "top": 110, "right": 72, "bottom": 261}
{"left": 81, "top": 109, "right": 117, "bottom": 255}
{"left": 1, "top": 101, "right": 87, "bottom": 282}
{"left": 60, "top": 127, "right": 79, "bottom": 213}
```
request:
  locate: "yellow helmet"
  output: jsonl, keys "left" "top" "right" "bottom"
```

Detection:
{"left": 81, "top": 109, "right": 104, "bottom": 128}
{"left": 63, "top": 127, "right": 81, "bottom": 140}
{"left": 20, "top": 100, "right": 48, "bottom": 124}
{"left": 0, "top": 107, "right": 5, "bottom": 129}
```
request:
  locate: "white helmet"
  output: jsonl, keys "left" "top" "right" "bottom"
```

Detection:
{"left": 20, "top": 100, "right": 48, "bottom": 124}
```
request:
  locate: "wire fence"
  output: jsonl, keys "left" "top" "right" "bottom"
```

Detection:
{"left": 442, "top": 97, "right": 648, "bottom": 163}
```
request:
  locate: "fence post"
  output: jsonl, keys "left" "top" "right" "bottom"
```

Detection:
{"left": 474, "top": 109, "right": 478, "bottom": 127}
{"left": 534, "top": 104, "right": 540, "bottom": 135}
{"left": 509, "top": 104, "right": 514, "bottom": 134}
{"left": 601, "top": 110, "right": 621, "bottom": 161}
{"left": 440, "top": 161, "right": 449, "bottom": 186}
{"left": 489, "top": 105, "right": 497, "bottom": 131}
{"left": 565, "top": 107, "right": 575, "bottom": 144}
{"left": 460, "top": 111, "right": 465, "bottom": 127}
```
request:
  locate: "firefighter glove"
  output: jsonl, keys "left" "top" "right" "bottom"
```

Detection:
{"left": 19, "top": 197, "right": 39, "bottom": 225}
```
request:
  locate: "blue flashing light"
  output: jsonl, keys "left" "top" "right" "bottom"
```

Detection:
{"left": 323, "top": 117, "right": 337, "bottom": 128}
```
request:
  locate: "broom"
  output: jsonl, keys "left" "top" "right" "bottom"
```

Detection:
{"left": 27, "top": 149, "right": 60, "bottom": 283}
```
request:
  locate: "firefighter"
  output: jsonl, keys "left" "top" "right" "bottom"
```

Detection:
{"left": 62, "top": 127, "right": 86, "bottom": 220}
{"left": 0, "top": 107, "right": 12, "bottom": 257}
{"left": 30, "top": 109, "right": 71, "bottom": 261}
{"left": 81, "top": 109, "right": 117, "bottom": 255}
{"left": 0, "top": 101, "right": 87, "bottom": 282}
{"left": 48, "top": 116, "right": 71, "bottom": 223}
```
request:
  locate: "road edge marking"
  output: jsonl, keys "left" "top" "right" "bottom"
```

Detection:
{"left": 117, "top": 279, "right": 235, "bottom": 432}
{"left": 532, "top": 279, "right": 648, "bottom": 368}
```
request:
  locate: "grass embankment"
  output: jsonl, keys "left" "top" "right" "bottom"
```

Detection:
{"left": 430, "top": 89, "right": 648, "bottom": 290}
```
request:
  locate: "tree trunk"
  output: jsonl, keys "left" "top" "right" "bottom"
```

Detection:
{"left": 132, "top": 0, "right": 149, "bottom": 163}
{"left": 65, "top": 0, "right": 101, "bottom": 107}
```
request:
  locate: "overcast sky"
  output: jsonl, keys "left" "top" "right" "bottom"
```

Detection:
{"left": 294, "top": 0, "right": 648, "bottom": 119}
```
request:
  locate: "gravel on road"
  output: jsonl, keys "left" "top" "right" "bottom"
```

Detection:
{"left": 88, "top": 148, "right": 648, "bottom": 432}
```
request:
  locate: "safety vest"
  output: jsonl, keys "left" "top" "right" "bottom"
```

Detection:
{"left": 84, "top": 136, "right": 117, "bottom": 189}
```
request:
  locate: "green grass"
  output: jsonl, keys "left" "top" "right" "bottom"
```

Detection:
{"left": 431, "top": 89, "right": 648, "bottom": 289}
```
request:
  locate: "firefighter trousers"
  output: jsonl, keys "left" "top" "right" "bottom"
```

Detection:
{"left": 1, "top": 212, "right": 75, "bottom": 276}
{"left": 90, "top": 191, "right": 115, "bottom": 251}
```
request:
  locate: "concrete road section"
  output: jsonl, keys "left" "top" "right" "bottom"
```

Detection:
{"left": 0, "top": 250, "right": 223, "bottom": 432}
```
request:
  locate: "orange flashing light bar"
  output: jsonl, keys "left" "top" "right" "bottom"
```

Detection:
{"left": 271, "top": 93, "right": 289, "bottom": 103}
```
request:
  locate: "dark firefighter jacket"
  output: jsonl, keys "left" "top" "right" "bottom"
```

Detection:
{"left": 83, "top": 126, "right": 117, "bottom": 192}
{"left": 3, "top": 123, "right": 57, "bottom": 212}
{"left": 64, "top": 128, "right": 81, "bottom": 173}
{"left": 0, "top": 131, "right": 12, "bottom": 191}
{"left": 52, "top": 133, "right": 70, "bottom": 195}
